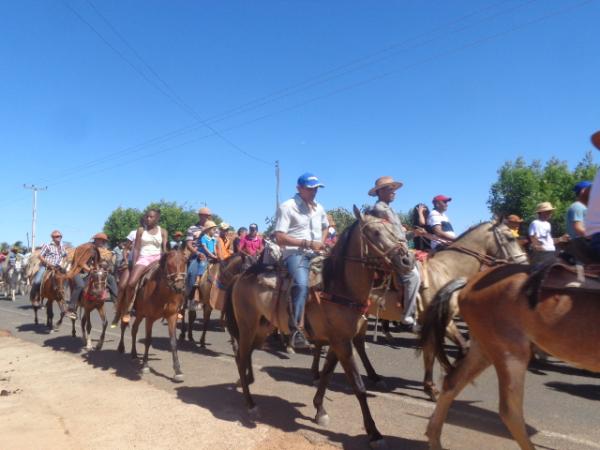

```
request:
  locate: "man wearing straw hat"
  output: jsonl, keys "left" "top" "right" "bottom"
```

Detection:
{"left": 370, "top": 176, "right": 423, "bottom": 330}
{"left": 528, "top": 202, "right": 569, "bottom": 267}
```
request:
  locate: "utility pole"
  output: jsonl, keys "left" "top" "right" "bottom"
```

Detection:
{"left": 23, "top": 184, "right": 47, "bottom": 252}
{"left": 275, "top": 160, "right": 280, "bottom": 209}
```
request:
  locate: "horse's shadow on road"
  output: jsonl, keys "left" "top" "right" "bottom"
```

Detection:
{"left": 81, "top": 349, "right": 142, "bottom": 382}
{"left": 16, "top": 323, "right": 51, "bottom": 336}
{"left": 151, "top": 336, "right": 225, "bottom": 358}
{"left": 545, "top": 381, "right": 600, "bottom": 401}
{"left": 42, "top": 335, "right": 83, "bottom": 353}
{"left": 176, "top": 383, "right": 427, "bottom": 449}
{"left": 529, "top": 358, "right": 600, "bottom": 379}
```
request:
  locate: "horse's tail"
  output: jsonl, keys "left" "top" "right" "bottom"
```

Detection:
{"left": 223, "top": 274, "right": 240, "bottom": 343}
{"left": 419, "top": 277, "right": 468, "bottom": 373}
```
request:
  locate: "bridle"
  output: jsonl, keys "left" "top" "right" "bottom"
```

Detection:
{"left": 442, "top": 223, "right": 527, "bottom": 266}
{"left": 164, "top": 252, "right": 187, "bottom": 292}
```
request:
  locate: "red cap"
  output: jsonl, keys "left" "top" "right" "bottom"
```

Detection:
{"left": 433, "top": 195, "right": 452, "bottom": 203}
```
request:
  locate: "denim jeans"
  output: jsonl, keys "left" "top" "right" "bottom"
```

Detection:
{"left": 590, "top": 233, "right": 600, "bottom": 260}
{"left": 69, "top": 274, "right": 86, "bottom": 310}
{"left": 196, "top": 259, "right": 208, "bottom": 277}
{"left": 285, "top": 252, "right": 313, "bottom": 329}
{"left": 33, "top": 266, "right": 46, "bottom": 285}
{"left": 398, "top": 266, "right": 420, "bottom": 320}
{"left": 186, "top": 257, "right": 199, "bottom": 297}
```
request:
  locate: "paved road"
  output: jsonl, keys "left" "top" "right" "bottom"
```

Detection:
{"left": 1, "top": 293, "right": 599, "bottom": 449}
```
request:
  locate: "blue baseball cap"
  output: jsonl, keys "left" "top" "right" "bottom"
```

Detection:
{"left": 574, "top": 180, "right": 592, "bottom": 195}
{"left": 297, "top": 172, "right": 325, "bottom": 189}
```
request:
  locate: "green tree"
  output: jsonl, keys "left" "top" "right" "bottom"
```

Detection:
{"left": 0, "top": 242, "right": 8, "bottom": 252}
{"left": 488, "top": 153, "right": 597, "bottom": 236}
{"left": 327, "top": 207, "right": 355, "bottom": 235}
{"left": 103, "top": 207, "right": 142, "bottom": 247}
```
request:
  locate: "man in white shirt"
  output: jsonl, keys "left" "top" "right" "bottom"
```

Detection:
{"left": 427, "top": 195, "right": 457, "bottom": 249}
{"left": 529, "top": 202, "right": 568, "bottom": 267}
{"left": 586, "top": 131, "right": 600, "bottom": 257}
{"left": 275, "top": 173, "right": 328, "bottom": 350}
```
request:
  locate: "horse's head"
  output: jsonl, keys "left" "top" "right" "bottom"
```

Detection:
{"left": 162, "top": 250, "right": 187, "bottom": 293}
{"left": 489, "top": 221, "right": 528, "bottom": 264}
{"left": 353, "top": 205, "right": 415, "bottom": 275}
{"left": 49, "top": 267, "right": 67, "bottom": 301}
{"left": 88, "top": 263, "right": 109, "bottom": 298}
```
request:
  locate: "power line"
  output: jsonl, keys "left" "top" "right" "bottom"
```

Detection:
{"left": 63, "top": 1, "right": 271, "bottom": 166}
{"left": 45, "top": 0, "right": 531, "bottom": 184}
{"left": 35, "top": 0, "right": 593, "bottom": 191}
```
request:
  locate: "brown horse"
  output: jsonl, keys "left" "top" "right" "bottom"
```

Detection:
{"left": 80, "top": 264, "right": 110, "bottom": 351}
{"left": 31, "top": 267, "right": 68, "bottom": 330}
{"left": 421, "top": 262, "right": 600, "bottom": 450}
{"left": 117, "top": 250, "right": 187, "bottom": 381}
{"left": 224, "top": 206, "right": 413, "bottom": 447}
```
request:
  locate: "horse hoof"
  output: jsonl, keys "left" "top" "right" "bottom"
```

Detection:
{"left": 369, "top": 438, "right": 387, "bottom": 449}
{"left": 248, "top": 406, "right": 260, "bottom": 420}
{"left": 235, "top": 379, "right": 242, "bottom": 388}
{"left": 173, "top": 373, "right": 184, "bottom": 382}
{"left": 426, "top": 388, "right": 439, "bottom": 402}
{"left": 141, "top": 366, "right": 150, "bottom": 374}
{"left": 315, "top": 413, "right": 330, "bottom": 427}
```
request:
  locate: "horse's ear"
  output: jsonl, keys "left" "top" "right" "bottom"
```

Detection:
{"left": 353, "top": 204, "right": 363, "bottom": 221}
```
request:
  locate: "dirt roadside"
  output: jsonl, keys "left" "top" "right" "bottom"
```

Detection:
{"left": 0, "top": 331, "right": 336, "bottom": 450}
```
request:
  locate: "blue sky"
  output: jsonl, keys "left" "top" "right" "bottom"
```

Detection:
{"left": 2, "top": 0, "right": 599, "bottom": 246}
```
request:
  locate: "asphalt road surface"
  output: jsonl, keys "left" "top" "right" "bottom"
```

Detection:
{"left": 1, "top": 293, "right": 599, "bottom": 450}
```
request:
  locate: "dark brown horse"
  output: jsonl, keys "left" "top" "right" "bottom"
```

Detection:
{"left": 421, "top": 263, "right": 600, "bottom": 450}
{"left": 224, "top": 206, "right": 413, "bottom": 447}
{"left": 117, "top": 250, "right": 187, "bottom": 381}
{"left": 80, "top": 264, "right": 110, "bottom": 351}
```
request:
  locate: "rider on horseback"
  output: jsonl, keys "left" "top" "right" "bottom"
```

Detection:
{"left": 185, "top": 207, "right": 212, "bottom": 299}
{"left": 275, "top": 172, "right": 329, "bottom": 350}
{"left": 30, "top": 230, "right": 67, "bottom": 307}
{"left": 65, "top": 233, "right": 117, "bottom": 319}
{"left": 369, "top": 176, "right": 423, "bottom": 329}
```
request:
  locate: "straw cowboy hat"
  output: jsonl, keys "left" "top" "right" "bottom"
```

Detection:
{"left": 219, "top": 222, "right": 230, "bottom": 230}
{"left": 202, "top": 220, "right": 217, "bottom": 230}
{"left": 368, "top": 176, "right": 403, "bottom": 197}
{"left": 92, "top": 232, "right": 109, "bottom": 241}
{"left": 535, "top": 202, "right": 555, "bottom": 214}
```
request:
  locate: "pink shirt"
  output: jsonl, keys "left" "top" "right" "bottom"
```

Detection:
{"left": 239, "top": 235, "right": 263, "bottom": 256}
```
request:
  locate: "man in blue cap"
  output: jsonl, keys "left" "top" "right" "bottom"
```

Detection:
{"left": 275, "top": 172, "right": 329, "bottom": 350}
{"left": 566, "top": 181, "right": 591, "bottom": 239}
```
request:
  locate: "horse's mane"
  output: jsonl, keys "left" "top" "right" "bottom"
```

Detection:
{"left": 324, "top": 220, "right": 358, "bottom": 291}
{"left": 452, "top": 221, "right": 493, "bottom": 242}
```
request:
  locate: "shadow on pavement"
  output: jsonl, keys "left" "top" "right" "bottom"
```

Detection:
{"left": 43, "top": 335, "right": 84, "bottom": 353}
{"left": 151, "top": 336, "right": 225, "bottom": 358}
{"left": 176, "top": 383, "right": 428, "bottom": 449}
{"left": 529, "top": 359, "right": 600, "bottom": 379}
{"left": 545, "top": 381, "right": 600, "bottom": 401}
{"left": 16, "top": 323, "right": 51, "bottom": 335}
{"left": 442, "top": 399, "right": 538, "bottom": 441}
{"left": 81, "top": 349, "right": 142, "bottom": 381}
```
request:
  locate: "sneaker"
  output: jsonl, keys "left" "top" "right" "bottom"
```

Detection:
{"left": 291, "top": 331, "right": 310, "bottom": 350}
{"left": 65, "top": 310, "right": 77, "bottom": 320}
{"left": 401, "top": 316, "right": 415, "bottom": 326}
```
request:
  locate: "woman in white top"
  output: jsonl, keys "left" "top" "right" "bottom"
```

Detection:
{"left": 119, "top": 208, "right": 168, "bottom": 324}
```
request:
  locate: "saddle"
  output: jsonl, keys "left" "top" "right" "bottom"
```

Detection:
{"left": 132, "top": 262, "right": 161, "bottom": 303}
{"left": 537, "top": 262, "right": 600, "bottom": 292}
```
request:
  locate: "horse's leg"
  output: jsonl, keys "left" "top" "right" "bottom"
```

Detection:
{"left": 495, "top": 349, "right": 534, "bottom": 450}
{"left": 33, "top": 305, "right": 39, "bottom": 325}
{"left": 81, "top": 310, "right": 88, "bottom": 348}
{"left": 353, "top": 328, "right": 385, "bottom": 389}
{"left": 46, "top": 301, "right": 53, "bottom": 330}
{"left": 235, "top": 327, "right": 257, "bottom": 413}
{"left": 313, "top": 347, "right": 338, "bottom": 427}
{"left": 199, "top": 303, "right": 212, "bottom": 348}
{"left": 426, "top": 339, "right": 490, "bottom": 450}
{"left": 96, "top": 305, "right": 108, "bottom": 350}
{"left": 141, "top": 318, "right": 154, "bottom": 374}
{"left": 179, "top": 305, "right": 187, "bottom": 341}
{"left": 187, "top": 308, "right": 197, "bottom": 342}
{"left": 422, "top": 337, "right": 439, "bottom": 401}
{"left": 168, "top": 314, "right": 184, "bottom": 381}
{"left": 85, "top": 310, "right": 93, "bottom": 350}
{"left": 311, "top": 344, "right": 323, "bottom": 386}
{"left": 331, "top": 338, "right": 383, "bottom": 445}
{"left": 130, "top": 315, "right": 142, "bottom": 359}
{"left": 117, "top": 321, "right": 127, "bottom": 354}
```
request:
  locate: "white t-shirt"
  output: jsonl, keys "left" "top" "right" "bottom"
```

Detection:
{"left": 275, "top": 194, "right": 328, "bottom": 256}
{"left": 427, "top": 209, "right": 456, "bottom": 249}
{"left": 528, "top": 219, "right": 555, "bottom": 251}
{"left": 585, "top": 169, "right": 600, "bottom": 236}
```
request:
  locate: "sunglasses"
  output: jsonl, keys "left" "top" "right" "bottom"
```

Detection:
{"left": 52, "top": 235, "right": 62, "bottom": 238}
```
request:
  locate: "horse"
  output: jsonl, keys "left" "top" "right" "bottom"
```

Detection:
{"left": 117, "top": 250, "right": 187, "bottom": 381}
{"left": 421, "top": 261, "right": 600, "bottom": 450}
{"left": 80, "top": 263, "right": 110, "bottom": 351}
{"left": 32, "top": 267, "right": 68, "bottom": 330}
{"left": 5, "top": 254, "right": 25, "bottom": 301}
{"left": 224, "top": 206, "right": 413, "bottom": 447}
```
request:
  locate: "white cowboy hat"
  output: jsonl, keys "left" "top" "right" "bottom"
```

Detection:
{"left": 368, "top": 176, "right": 404, "bottom": 197}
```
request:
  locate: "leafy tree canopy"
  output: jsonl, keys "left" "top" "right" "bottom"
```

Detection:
{"left": 488, "top": 152, "right": 597, "bottom": 236}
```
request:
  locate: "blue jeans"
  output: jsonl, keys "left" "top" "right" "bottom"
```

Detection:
{"left": 196, "top": 259, "right": 208, "bottom": 277}
{"left": 285, "top": 252, "right": 313, "bottom": 329}
{"left": 590, "top": 233, "right": 600, "bottom": 260}
{"left": 33, "top": 266, "right": 47, "bottom": 285}
{"left": 69, "top": 274, "right": 86, "bottom": 310}
{"left": 186, "top": 257, "right": 199, "bottom": 297}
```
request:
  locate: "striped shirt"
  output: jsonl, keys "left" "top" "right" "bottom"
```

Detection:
{"left": 40, "top": 242, "right": 67, "bottom": 266}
